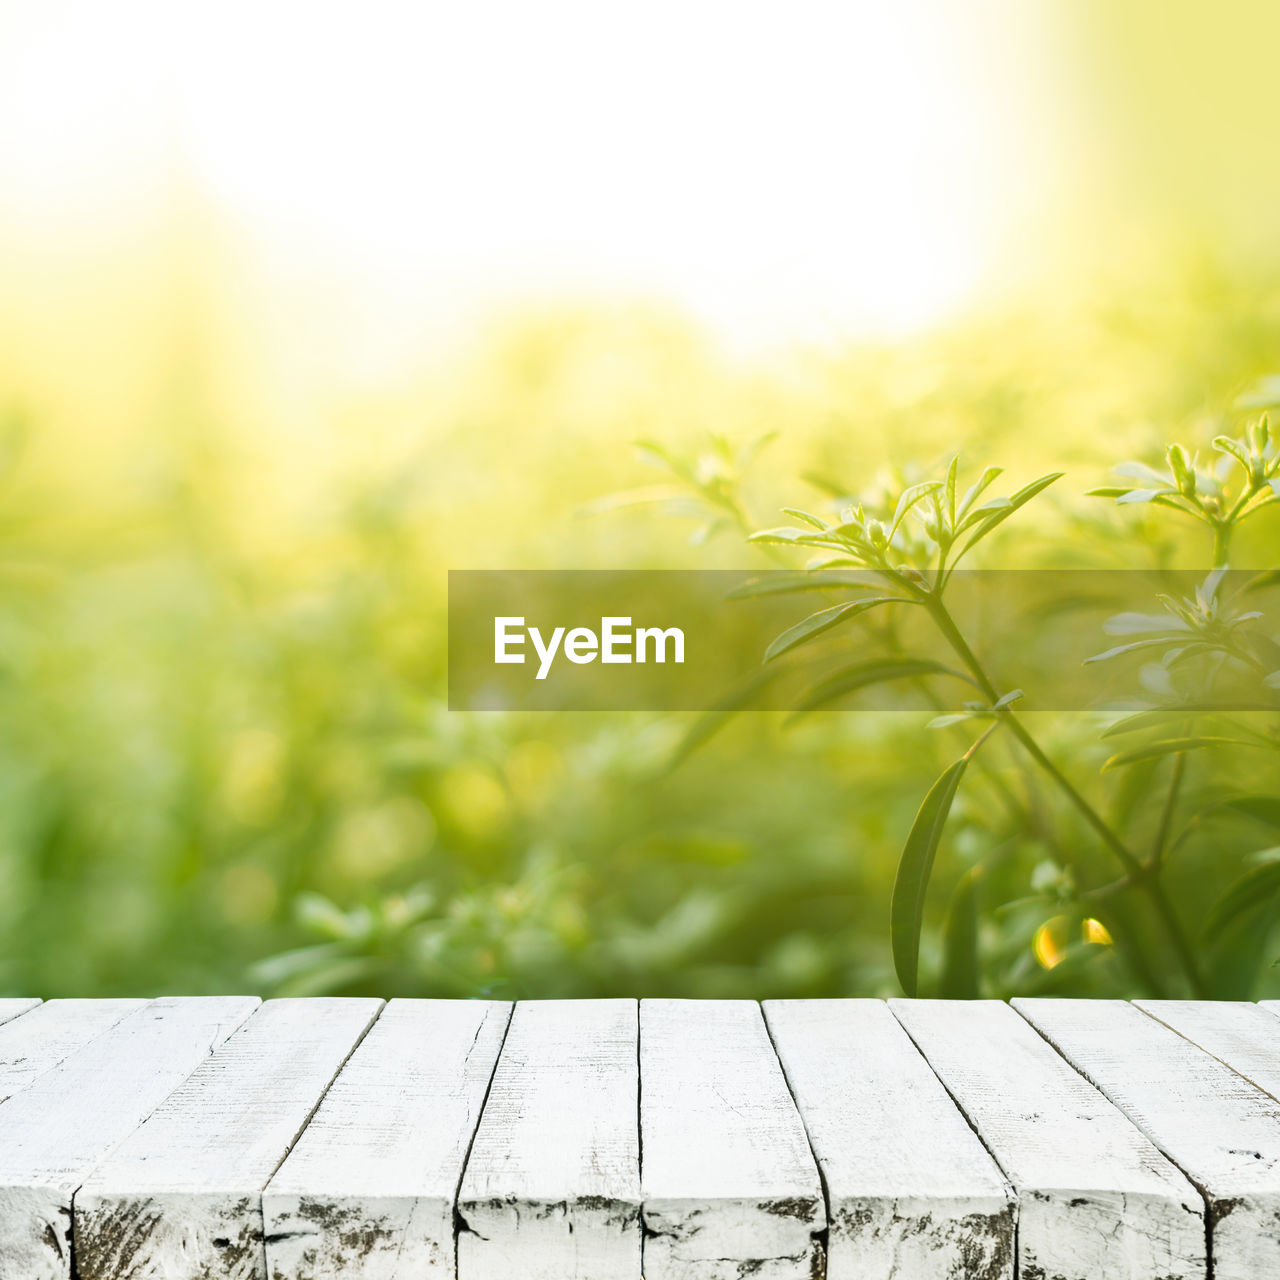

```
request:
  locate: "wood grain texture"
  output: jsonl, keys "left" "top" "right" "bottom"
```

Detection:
{"left": 457, "top": 999, "right": 641, "bottom": 1280}
{"left": 75, "top": 997, "right": 382, "bottom": 1280}
{"left": 0, "top": 995, "right": 259, "bottom": 1280}
{"left": 765, "top": 998, "right": 1013, "bottom": 1280}
{"left": 893, "top": 999, "right": 1205, "bottom": 1280}
{"left": 0, "top": 999, "right": 146, "bottom": 1106}
{"left": 0, "top": 999, "right": 39, "bottom": 1027}
{"left": 640, "top": 999, "right": 824, "bottom": 1280}
{"left": 1017, "top": 997, "right": 1280, "bottom": 1280}
{"left": 1140, "top": 999, "right": 1280, "bottom": 1101}
{"left": 263, "top": 998, "right": 511, "bottom": 1280}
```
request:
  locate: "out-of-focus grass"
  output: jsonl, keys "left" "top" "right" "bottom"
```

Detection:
{"left": 1, "top": 256, "right": 1278, "bottom": 998}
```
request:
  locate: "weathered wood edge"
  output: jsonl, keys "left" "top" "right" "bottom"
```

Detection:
{"left": 0, "top": 999, "right": 40, "bottom": 1026}
{"left": 639, "top": 999, "right": 825, "bottom": 1280}
{"left": 0, "top": 995, "right": 262, "bottom": 1280}
{"left": 897, "top": 998, "right": 1206, "bottom": 1280}
{"left": 1014, "top": 997, "right": 1280, "bottom": 1280}
{"left": 764, "top": 998, "right": 1014, "bottom": 1280}
{"left": 457, "top": 999, "right": 642, "bottom": 1280}
{"left": 262, "top": 998, "right": 513, "bottom": 1279}
{"left": 0, "top": 999, "right": 148, "bottom": 1107}
{"left": 74, "top": 998, "right": 383, "bottom": 1280}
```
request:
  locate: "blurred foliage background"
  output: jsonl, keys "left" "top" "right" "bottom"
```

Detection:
{"left": 0, "top": 0, "right": 1277, "bottom": 998}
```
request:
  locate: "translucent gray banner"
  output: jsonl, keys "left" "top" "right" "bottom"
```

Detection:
{"left": 448, "top": 569, "right": 1280, "bottom": 713}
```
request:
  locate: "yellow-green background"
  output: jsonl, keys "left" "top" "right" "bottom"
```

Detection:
{"left": 0, "top": 1, "right": 1276, "bottom": 996}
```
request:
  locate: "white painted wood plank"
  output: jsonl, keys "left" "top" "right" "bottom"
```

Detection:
{"left": 0, "top": 999, "right": 39, "bottom": 1026}
{"left": 892, "top": 999, "right": 1205, "bottom": 1280}
{"left": 764, "top": 998, "right": 1013, "bottom": 1280}
{"left": 0, "top": 995, "right": 259, "bottom": 1280}
{"left": 457, "top": 999, "right": 640, "bottom": 1280}
{"left": 0, "top": 999, "right": 146, "bottom": 1106}
{"left": 75, "top": 996, "right": 382, "bottom": 1280}
{"left": 1017, "top": 997, "right": 1280, "bottom": 1280}
{"left": 263, "top": 998, "right": 511, "bottom": 1280}
{"left": 1139, "top": 1000, "right": 1280, "bottom": 1101}
{"left": 640, "top": 999, "right": 824, "bottom": 1280}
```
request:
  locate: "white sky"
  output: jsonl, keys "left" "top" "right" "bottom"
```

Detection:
{"left": 0, "top": 0, "right": 1064, "bottom": 358}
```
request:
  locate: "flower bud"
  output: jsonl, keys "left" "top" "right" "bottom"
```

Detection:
{"left": 1168, "top": 444, "right": 1196, "bottom": 496}
{"left": 1250, "top": 415, "right": 1270, "bottom": 454}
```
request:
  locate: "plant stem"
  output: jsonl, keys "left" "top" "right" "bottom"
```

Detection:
{"left": 923, "top": 592, "right": 1208, "bottom": 996}
{"left": 1150, "top": 747, "right": 1187, "bottom": 871}
{"left": 1212, "top": 521, "right": 1231, "bottom": 568}
{"left": 877, "top": 610, "right": 1028, "bottom": 826}
{"left": 1001, "top": 719, "right": 1141, "bottom": 875}
{"left": 1007, "top": 714, "right": 1206, "bottom": 995}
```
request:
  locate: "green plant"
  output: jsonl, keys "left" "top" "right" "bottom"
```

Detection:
{"left": 638, "top": 412, "right": 1280, "bottom": 1000}
{"left": 1089, "top": 416, "right": 1280, "bottom": 566}
{"left": 11, "top": 276, "right": 1280, "bottom": 1004}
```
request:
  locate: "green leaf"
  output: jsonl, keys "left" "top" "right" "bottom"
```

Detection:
{"left": 746, "top": 526, "right": 811, "bottom": 546}
{"left": 953, "top": 472, "right": 1062, "bottom": 560}
{"left": 295, "top": 892, "right": 356, "bottom": 941}
{"left": 956, "top": 466, "right": 1003, "bottom": 519}
{"left": 1103, "top": 611, "right": 1190, "bottom": 635}
{"left": 248, "top": 941, "right": 345, "bottom": 986}
{"left": 956, "top": 497, "right": 1011, "bottom": 533}
{"left": 1102, "top": 703, "right": 1273, "bottom": 737}
{"left": 667, "top": 667, "right": 782, "bottom": 769}
{"left": 764, "top": 597, "right": 907, "bottom": 664}
{"left": 577, "top": 484, "right": 686, "bottom": 516}
{"left": 892, "top": 758, "right": 969, "bottom": 997}
{"left": 938, "top": 868, "right": 981, "bottom": 998}
{"left": 1102, "top": 736, "right": 1268, "bottom": 771}
{"left": 1108, "top": 754, "right": 1162, "bottom": 831}
{"left": 1216, "top": 796, "right": 1280, "bottom": 830}
{"left": 1162, "top": 641, "right": 1217, "bottom": 669}
{"left": 1206, "top": 904, "right": 1275, "bottom": 999}
{"left": 828, "top": 519, "right": 872, "bottom": 545}
{"left": 927, "top": 712, "right": 973, "bottom": 729}
{"left": 1084, "top": 637, "right": 1185, "bottom": 664}
{"left": 1096, "top": 490, "right": 1192, "bottom": 512}
{"left": 1244, "top": 570, "right": 1280, "bottom": 593}
{"left": 889, "top": 480, "right": 944, "bottom": 539}
{"left": 1114, "top": 461, "right": 1176, "bottom": 486}
{"left": 1246, "top": 631, "right": 1280, "bottom": 669}
{"left": 633, "top": 439, "right": 695, "bottom": 484}
{"left": 789, "top": 657, "right": 966, "bottom": 716}
{"left": 1214, "top": 435, "right": 1252, "bottom": 469}
{"left": 780, "top": 507, "right": 830, "bottom": 531}
{"left": 270, "top": 955, "right": 384, "bottom": 998}
{"left": 1116, "top": 488, "right": 1177, "bottom": 505}
{"left": 725, "top": 571, "right": 874, "bottom": 600}
{"left": 1205, "top": 854, "right": 1280, "bottom": 942}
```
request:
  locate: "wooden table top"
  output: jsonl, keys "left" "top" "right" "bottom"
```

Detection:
{"left": 0, "top": 995, "right": 1275, "bottom": 1279}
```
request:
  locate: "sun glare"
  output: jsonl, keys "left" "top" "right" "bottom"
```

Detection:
{"left": 0, "top": 0, "right": 1061, "bottom": 367}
